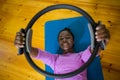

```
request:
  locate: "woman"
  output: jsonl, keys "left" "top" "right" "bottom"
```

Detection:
{"left": 14, "top": 23, "right": 110, "bottom": 80}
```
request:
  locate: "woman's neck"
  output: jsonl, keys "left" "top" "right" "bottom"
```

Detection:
{"left": 63, "top": 49, "right": 74, "bottom": 54}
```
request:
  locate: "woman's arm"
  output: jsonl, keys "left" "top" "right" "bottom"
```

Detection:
{"left": 30, "top": 47, "right": 39, "bottom": 57}
{"left": 14, "top": 31, "right": 57, "bottom": 69}
{"left": 14, "top": 31, "right": 38, "bottom": 57}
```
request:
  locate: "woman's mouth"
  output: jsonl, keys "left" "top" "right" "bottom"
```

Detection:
{"left": 63, "top": 43, "right": 69, "bottom": 50}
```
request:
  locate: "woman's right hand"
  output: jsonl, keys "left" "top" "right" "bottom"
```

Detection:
{"left": 14, "top": 31, "right": 25, "bottom": 48}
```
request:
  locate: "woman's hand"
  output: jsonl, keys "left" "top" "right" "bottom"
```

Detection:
{"left": 14, "top": 29, "right": 38, "bottom": 57}
{"left": 14, "top": 31, "right": 25, "bottom": 48}
{"left": 90, "top": 23, "right": 110, "bottom": 53}
{"left": 95, "top": 24, "right": 110, "bottom": 45}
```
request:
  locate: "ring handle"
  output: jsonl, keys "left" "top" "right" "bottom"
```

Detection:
{"left": 97, "top": 21, "right": 106, "bottom": 50}
{"left": 26, "top": 29, "right": 33, "bottom": 53}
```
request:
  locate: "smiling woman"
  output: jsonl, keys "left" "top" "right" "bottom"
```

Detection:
{"left": 0, "top": 0, "right": 120, "bottom": 80}
{"left": 58, "top": 28, "right": 74, "bottom": 53}
{"left": 15, "top": 4, "right": 104, "bottom": 79}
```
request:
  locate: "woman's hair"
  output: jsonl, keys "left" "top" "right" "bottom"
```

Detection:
{"left": 57, "top": 28, "right": 74, "bottom": 40}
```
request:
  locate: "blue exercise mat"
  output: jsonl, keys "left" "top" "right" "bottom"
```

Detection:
{"left": 45, "top": 16, "right": 104, "bottom": 80}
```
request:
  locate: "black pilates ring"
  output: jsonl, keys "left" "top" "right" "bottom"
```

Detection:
{"left": 21, "top": 4, "right": 101, "bottom": 78}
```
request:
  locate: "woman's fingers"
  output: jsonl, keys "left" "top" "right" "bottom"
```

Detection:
{"left": 14, "top": 32, "right": 25, "bottom": 48}
{"left": 95, "top": 24, "right": 110, "bottom": 43}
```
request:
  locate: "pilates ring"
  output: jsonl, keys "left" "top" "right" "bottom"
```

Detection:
{"left": 18, "top": 4, "right": 103, "bottom": 78}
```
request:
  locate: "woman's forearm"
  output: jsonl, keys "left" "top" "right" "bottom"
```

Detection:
{"left": 30, "top": 47, "right": 39, "bottom": 57}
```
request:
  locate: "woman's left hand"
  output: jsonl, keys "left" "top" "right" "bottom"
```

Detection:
{"left": 95, "top": 23, "right": 110, "bottom": 45}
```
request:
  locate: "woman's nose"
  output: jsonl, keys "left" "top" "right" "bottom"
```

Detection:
{"left": 63, "top": 38, "right": 67, "bottom": 42}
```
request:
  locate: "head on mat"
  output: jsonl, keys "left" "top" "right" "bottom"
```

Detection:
{"left": 58, "top": 28, "right": 75, "bottom": 54}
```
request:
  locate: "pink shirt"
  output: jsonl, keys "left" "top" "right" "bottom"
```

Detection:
{"left": 35, "top": 46, "right": 91, "bottom": 80}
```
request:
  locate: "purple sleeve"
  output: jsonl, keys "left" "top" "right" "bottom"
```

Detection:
{"left": 81, "top": 46, "right": 92, "bottom": 63}
{"left": 35, "top": 49, "right": 57, "bottom": 69}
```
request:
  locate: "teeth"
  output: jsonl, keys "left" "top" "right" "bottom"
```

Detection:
{"left": 63, "top": 43, "right": 68, "bottom": 46}
{"left": 63, "top": 43, "right": 68, "bottom": 48}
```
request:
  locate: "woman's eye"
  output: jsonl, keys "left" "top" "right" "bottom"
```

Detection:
{"left": 59, "top": 36, "right": 71, "bottom": 41}
{"left": 59, "top": 38, "right": 63, "bottom": 40}
{"left": 66, "top": 37, "right": 71, "bottom": 39}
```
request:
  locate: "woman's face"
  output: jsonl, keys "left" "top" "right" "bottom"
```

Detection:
{"left": 58, "top": 30, "right": 74, "bottom": 53}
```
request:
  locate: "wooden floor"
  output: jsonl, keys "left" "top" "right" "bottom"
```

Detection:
{"left": 0, "top": 0, "right": 120, "bottom": 80}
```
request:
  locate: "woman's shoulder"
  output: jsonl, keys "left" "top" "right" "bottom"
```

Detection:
{"left": 77, "top": 46, "right": 91, "bottom": 54}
